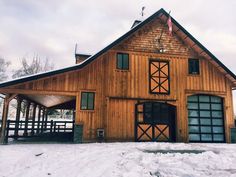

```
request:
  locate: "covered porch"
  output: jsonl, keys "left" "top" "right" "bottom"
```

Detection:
{"left": 0, "top": 89, "right": 77, "bottom": 144}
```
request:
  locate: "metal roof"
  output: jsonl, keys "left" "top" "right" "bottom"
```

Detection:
{"left": 0, "top": 8, "right": 235, "bottom": 88}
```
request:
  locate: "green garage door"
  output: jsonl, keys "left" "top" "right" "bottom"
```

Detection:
{"left": 187, "top": 95, "right": 225, "bottom": 142}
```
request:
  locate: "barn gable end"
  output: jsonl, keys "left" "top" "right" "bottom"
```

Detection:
{"left": 0, "top": 8, "right": 235, "bottom": 144}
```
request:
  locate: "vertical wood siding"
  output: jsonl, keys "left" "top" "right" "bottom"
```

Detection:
{"left": 3, "top": 18, "right": 234, "bottom": 142}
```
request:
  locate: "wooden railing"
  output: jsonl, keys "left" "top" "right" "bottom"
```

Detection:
{"left": 5, "top": 119, "right": 74, "bottom": 143}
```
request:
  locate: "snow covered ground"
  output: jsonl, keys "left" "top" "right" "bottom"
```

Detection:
{"left": 0, "top": 143, "right": 236, "bottom": 177}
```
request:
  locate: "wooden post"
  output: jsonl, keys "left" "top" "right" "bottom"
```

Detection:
{"left": 23, "top": 101, "right": 30, "bottom": 136}
{"left": 31, "top": 103, "right": 37, "bottom": 135}
{"left": 72, "top": 109, "right": 75, "bottom": 133}
{"left": 0, "top": 95, "right": 10, "bottom": 144}
{"left": 5, "top": 120, "right": 10, "bottom": 144}
{"left": 37, "top": 106, "right": 41, "bottom": 134}
{"left": 41, "top": 107, "right": 45, "bottom": 133}
{"left": 14, "top": 97, "right": 22, "bottom": 139}
{"left": 50, "top": 120, "right": 53, "bottom": 133}
{"left": 0, "top": 94, "right": 16, "bottom": 144}
{"left": 44, "top": 109, "right": 48, "bottom": 130}
{"left": 53, "top": 121, "right": 56, "bottom": 133}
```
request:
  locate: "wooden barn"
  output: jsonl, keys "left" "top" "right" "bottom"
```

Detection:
{"left": 0, "top": 8, "right": 236, "bottom": 144}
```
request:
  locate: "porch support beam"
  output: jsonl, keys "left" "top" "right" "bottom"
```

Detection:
{"left": 44, "top": 109, "right": 48, "bottom": 130}
{"left": 41, "top": 107, "right": 45, "bottom": 133}
{"left": 14, "top": 97, "right": 23, "bottom": 139}
{"left": 0, "top": 94, "right": 16, "bottom": 144}
{"left": 23, "top": 101, "right": 30, "bottom": 136}
{"left": 31, "top": 103, "right": 37, "bottom": 135}
{"left": 37, "top": 106, "right": 41, "bottom": 134}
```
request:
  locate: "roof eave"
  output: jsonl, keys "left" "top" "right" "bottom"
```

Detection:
{"left": 0, "top": 8, "right": 235, "bottom": 88}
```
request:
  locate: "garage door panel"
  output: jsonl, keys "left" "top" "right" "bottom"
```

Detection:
{"left": 187, "top": 95, "right": 225, "bottom": 143}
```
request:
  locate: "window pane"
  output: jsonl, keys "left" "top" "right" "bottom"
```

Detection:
{"left": 189, "top": 126, "right": 199, "bottom": 133}
{"left": 199, "top": 96, "right": 210, "bottom": 102}
{"left": 81, "top": 93, "right": 88, "bottom": 109}
{"left": 188, "top": 60, "right": 193, "bottom": 74}
{"left": 199, "top": 103, "right": 210, "bottom": 110}
{"left": 200, "top": 126, "right": 211, "bottom": 133}
{"left": 144, "top": 113, "right": 152, "bottom": 122}
{"left": 88, "top": 93, "right": 94, "bottom": 110}
{"left": 200, "top": 111, "right": 210, "bottom": 117}
{"left": 200, "top": 119, "right": 211, "bottom": 125}
{"left": 212, "top": 111, "right": 223, "bottom": 118}
{"left": 211, "top": 96, "right": 221, "bottom": 103}
{"left": 213, "top": 134, "right": 224, "bottom": 141}
{"left": 188, "top": 96, "right": 198, "bottom": 102}
{"left": 117, "top": 54, "right": 123, "bottom": 69}
{"left": 213, "top": 127, "right": 223, "bottom": 133}
{"left": 123, "top": 54, "right": 129, "bottom": 69}
{"left": 211, "top": 104, "right": 222, "bottom": 110}
{"left": 189, "top": 134, "right": 200, "bottom": 141}
{"left": 194, "top": 60, "right": 199, "bottom": 73}
{"left": 144, "top": 103, "right": 153, "bottom": 122}
{"left": 159, "top": 104, "right": 168, "bottom": 121}
{"left": 144, "top": 103, "right": 152, "bottom": 112}
{"left": 212, "top": 119, "right": 223, "bottom": 126}
{"left": 189, "top": 118, "right": 199, "bottom": 125}
{"left": 201, "top": 134, "right": 212, "bottom": 141}
{"left": 189, "top": 59, "right": 199, "bottom": 74}
{"left": 188, "top": 110, "right": 199, "bottom": 117}
{"left": 188, "top": 103, "right": 198, "bottom": 109}
{"left": 117, "top": 53, "right": 129, "bottom": 70}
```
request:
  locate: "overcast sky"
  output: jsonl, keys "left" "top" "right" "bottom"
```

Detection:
{"left": 0, "top": 0, "right": 236, "bottom": 109}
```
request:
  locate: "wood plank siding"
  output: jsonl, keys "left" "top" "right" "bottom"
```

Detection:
{"left": 0, "top": 9, "right": 235, "bottom": 142}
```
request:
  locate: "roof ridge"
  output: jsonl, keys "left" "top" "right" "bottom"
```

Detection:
{"left": 0, "top": 8, "right": 235, "bottom": 88}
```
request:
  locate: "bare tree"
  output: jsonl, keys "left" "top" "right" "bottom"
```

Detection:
{"left": 12, "top": 55, "right": 54, "bottom": 79}
{"left": 0, "top": 57, "right": 11, "bottom": 82}
{"left": 0, "top": 58, "right": 10, "bottom": 117}
{"left": 11, "top": 55, "right": 54, "bottom": 116}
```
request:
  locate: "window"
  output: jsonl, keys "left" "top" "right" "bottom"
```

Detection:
{"left": 80, "top": 92, "right": 95, "bottom": 110}
{"left": 117, "top": 53, "right": 129, "bottom": 70}
{"left": 187, "top": 95, "right": 225, "bottom": 142}
{"left": 188, "top": 59, "right": 199, "bottom": 75}
{"left": 149, "top": 60, "right": 170, "bottom": 94}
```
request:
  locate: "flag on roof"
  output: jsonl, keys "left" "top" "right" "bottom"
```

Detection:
{"left": 167, "top": 15, "right": 172, "bottom": 36}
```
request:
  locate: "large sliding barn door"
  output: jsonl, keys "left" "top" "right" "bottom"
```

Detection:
{"left": 135, "top": 102, "right": 176, "bottom": 142}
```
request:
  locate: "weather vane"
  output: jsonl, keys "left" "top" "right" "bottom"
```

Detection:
{"left": 140, "top": 6, "right": 145, "bottom": 17}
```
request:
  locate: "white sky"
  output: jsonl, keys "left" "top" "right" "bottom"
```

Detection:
{"left": 0, "top": 0, "right": 236, "bottom": 111}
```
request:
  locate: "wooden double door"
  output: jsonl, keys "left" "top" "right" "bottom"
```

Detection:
{"left": 135, "top": 102, "right": 176, "bottom": 142}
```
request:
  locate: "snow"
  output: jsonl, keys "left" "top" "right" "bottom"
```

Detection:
{"left": 0, "top": 143, "right": 236, "bottom": 177}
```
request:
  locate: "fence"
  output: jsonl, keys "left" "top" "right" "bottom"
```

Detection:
{"left": 5, "top": 119, "right": 74, "bottom": 143}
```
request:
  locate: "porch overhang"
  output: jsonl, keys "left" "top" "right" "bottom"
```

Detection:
{"left": 0, "top": 88, "right": 77, "bottom": 109}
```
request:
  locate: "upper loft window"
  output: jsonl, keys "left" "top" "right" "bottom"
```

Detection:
{"left": 149, "top": 60, "right": 170, "bottom": 94}
{"left": 188, "top": 59, "right": 200, "bottom": 75}
{"left": 117, "top": 53, "right": 129, "bottom": 70}
{"left": 81, "top": 92, "right": 95, "bottom": 110}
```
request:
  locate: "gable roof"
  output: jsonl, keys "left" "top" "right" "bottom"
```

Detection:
{"left": 0, "top": 8, "right": 236, "bottom": 88}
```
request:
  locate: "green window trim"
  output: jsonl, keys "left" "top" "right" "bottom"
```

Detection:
{"left": 116, "top": 53, "right": 129, "bottom": 70}
{"left": 80, "top": 92, "right": 95, "bottom": 110}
